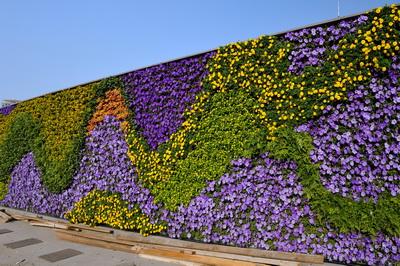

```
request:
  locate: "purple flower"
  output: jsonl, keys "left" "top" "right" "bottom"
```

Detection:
{"left": 297, "top": 57, "right": 400, "bottom": 202}
{"left": 1, "top": 116, "right": 159, "bottom": 218}
{"left": 0, "top": 104, "right": 16, "bottom": 116}
{"left": 121, "top": 52, "right": 214, "bottom": 150}
{"left": 284, "top": 15, "right": 368, "bottom": 74}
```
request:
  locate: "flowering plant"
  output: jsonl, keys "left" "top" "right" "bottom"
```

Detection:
{"left": 1, "top": 5, "right": 400, "bottom": 266}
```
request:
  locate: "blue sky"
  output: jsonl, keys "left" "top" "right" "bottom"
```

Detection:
{"left": 0, "top": 0, "right": 398, "bottom": 101}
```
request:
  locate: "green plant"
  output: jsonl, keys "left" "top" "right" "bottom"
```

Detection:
{"left": 0, "top": 112, "right": 40, "bottom": 184}
{"left": 0, "top": 181, "right": 8, "bottom": 200}
{"left": 0, "top": 77, "right": 122, "bottom": 193}
{"left": 154, "top": 90, "right": 269, "bottom": 210}
{"left": 267, "top": 127, "right": 400, "bottom": 235}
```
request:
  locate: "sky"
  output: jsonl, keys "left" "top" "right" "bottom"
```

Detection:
{"left": 0, "top": 0, "right": 398, "bottom": 101}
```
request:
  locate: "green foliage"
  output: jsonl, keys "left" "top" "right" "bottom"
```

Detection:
{"left": 202, "top": 7, "right": 400, "bottom": 142}
{"left": 0, "top": 77, "right": 122, "bottom": 193}
{"left": 0, "top": 112, "right": 40, "bottom": 184}
{"left": 155, "top": 90, "right": 269, "bottom": 210}
{"left": 267, "top": 127, "right": 400, "bottom": 236}
{"left": 0, "top": 181, "right": 8, "bottom": 200}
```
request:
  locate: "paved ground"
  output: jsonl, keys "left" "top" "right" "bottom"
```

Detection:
{"left": 0, "top": 221, "right": 180, "bottom": 266}
{"left": 0, "top": 219, "right": 344, "bottom": 266}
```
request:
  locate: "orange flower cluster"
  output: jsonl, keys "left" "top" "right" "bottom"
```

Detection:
{"left": 87, "top": 89, "right": 129, "bottom": 132}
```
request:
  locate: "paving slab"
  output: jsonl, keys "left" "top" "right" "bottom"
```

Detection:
{"left": 39, "top": 248, "right": 82, "bottom": 262}
{"left": 4, "top": 238, "right": 43, "bottom": 249}
{"left": 0, "top": 221, "right": 180, "bottom": 266}
{"left": 0, "top": 229, "right": 12, "bottom": 235}
{"left": 0, "top": 219, "right": 344, "bottom": 266}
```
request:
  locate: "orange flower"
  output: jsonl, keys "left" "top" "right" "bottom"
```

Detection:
{"left": 87, "top": 89, "right": 129, "bottom": 132}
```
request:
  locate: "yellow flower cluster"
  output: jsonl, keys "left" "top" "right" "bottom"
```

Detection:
{"left": 345, "top": 5, "right": 399, "bottom": 70}
{"left": 325, "top": 5, "right": 399, "bottom": 111}
{"left": 126, "top": 129, "right": 171, "bottom": 187}
{"left": 164, "top": 91, "right": 210, "bottom": 159}
{"left": 204, "top": 5, "right": 399, "bottom": 138}
{"left": 204, "top": 35, "right": 339, "bottom": 137}
{"left": 205, "top": 36, "right": 280, "bottom": 94}
{"left": 0, "top": 84, "right": 98, "bottom": 192}
{"left": 66, "top": 190, "right": 165, "bottom": 236}
{"left": 29, "top": 86, "right": 96, "bottom": 161}
{"left": 126, "top": 92, "right": 210, "bottom": 189}
{"left": 0, "top": 85, "right": 95, "bottom": 158}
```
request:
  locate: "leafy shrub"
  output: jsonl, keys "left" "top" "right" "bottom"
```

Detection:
{"left": 0, "top": 78, "right": 121, "bottom": 193}
{"left": 155, "top": 90, "right": 268, "bottom": 210}
{"left": 0, "top": 112, "right": 40, "bottom": 184}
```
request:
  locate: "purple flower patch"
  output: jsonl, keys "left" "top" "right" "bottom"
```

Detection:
{"left": 298, "top": 58, "right": 400, "bottom": 202}
{"left": 284, "top": 15, "right": 368, "bottom": 74}
{"left": 162, "top": 153, "right": 400, "bottom": 265}
{"left": 0, "top": 104, "right": 16, "bottom": 116}
{"left": 121, "top": 52, "right": 214, "bottom": 150}
{"left": 1, "top": 116, "right": 159, "bottom": 218}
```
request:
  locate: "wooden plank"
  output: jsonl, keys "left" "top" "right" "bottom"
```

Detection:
{"left": 3, "top": 207, "right": 322, "bottom": 265}
{"left": 56, "top": 231, "right": 135, "bottom": 254}
{"left": 193, "top": 249, "right": 300, "bottom": 266}
{"left": 1, "top": 207, "right": 63, "bottom": 223}
{"left": 56, "top": 230, "right": 269, "bottom": 266}
{"left": 30, "top": 221, "right": 71, "bottom": 230}
{"left": 116, "top": 233, "right": 323, "bottom": 264}
{"left": 7, "top": 213, "right": 42, "bottom": 222}
{"left": 112, "top": 239, "right": 292, "bottom": 266}
{"left": 138, "top": 254, "right": 207, "bottom": 266}
{"left": 52, "top": 221, "right": 113, "bottom": 234}
{"left": 36, "top": 218, "right": 110, "bottom": 234}
{"left": 9, "top": 211, "right": 112, "bottom": 234}
{"left": 66, "top": 223, "right": 113, "bottom": 234}
{"left": 55, "top": 229, "right": 129, "bottom": 245}
{"left": 2, "top": 207, "right": 112, "bottom": 234}
{"left": 139, "top": 248, "right": 270, "bottom": 266}
{"left": 0, "top": 210, "right": 12, "bottom": 223}
{"left": 56, "top": 230, "right": 281, "bottom": 265}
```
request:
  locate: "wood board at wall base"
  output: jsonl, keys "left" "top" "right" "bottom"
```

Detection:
{"left": 56, "top": 230, "right": 273, "bottom": 266}
{"left": 1, "top": 206, "right": 324, "bottom": 266}
{"left": 54, "top": 229, "right": 318, "bottom": 266}
{"left": 0, "top": 209, "right": 12, "bottom": 223}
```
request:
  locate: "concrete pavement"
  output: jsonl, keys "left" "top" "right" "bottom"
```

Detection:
{"left": 0, "top": 219, "right": 343, "bottom": 266}
{"left": 0, "top": 221, "right": 180, "bottom": 266}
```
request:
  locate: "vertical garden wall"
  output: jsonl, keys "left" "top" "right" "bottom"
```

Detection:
{"left": 1, "top": 5, "right": 400, "bottom": 265}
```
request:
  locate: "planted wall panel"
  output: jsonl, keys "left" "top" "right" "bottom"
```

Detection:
{"left": 1, "top": 5, "right": 400, "bottom": 265}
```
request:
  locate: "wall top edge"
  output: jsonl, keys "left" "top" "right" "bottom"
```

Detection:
{"left": 10, "top": 3, "right": 396, "bottom": 104}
